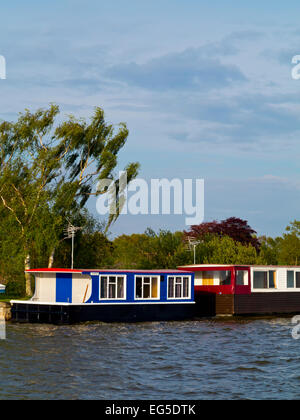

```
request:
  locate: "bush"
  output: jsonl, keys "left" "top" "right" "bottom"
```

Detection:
{"left": 5, "top": 279, "right": 26, "bottom": 297}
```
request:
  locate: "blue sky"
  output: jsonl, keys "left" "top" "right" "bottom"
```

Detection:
{"left": 1, "top": 1, "right": 300, "bottom": 238}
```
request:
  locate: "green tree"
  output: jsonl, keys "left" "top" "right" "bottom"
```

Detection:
{"left": 0, "top": 105, "right": 139, "bottom": 295}
{"left": 195, "top": 235, "right": 259, "bottom": 265}
{"left": 112, "top": 229, "right": 192, "bottom": 269}
{"left": 54, "top": 211, "right": 114, "bottom": 269}
{"left": 257, "top": 236, "right": 280, "bottom": 265}
{"left": 277, "top": 221, "right": 300, "bottom": 265}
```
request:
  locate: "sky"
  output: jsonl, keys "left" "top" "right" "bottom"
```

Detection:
{"left": 1, "top": 0, "right": 300, "bottom": 238}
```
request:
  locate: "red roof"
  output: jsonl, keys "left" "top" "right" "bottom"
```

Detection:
{"left": 26, "top": 268, "right": 191, "bottom": 274}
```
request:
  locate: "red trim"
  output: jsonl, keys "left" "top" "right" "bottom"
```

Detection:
{"left": 234, "top": 266, "right": 251, "bottom": 295}
{"left": 195, "top": 285, "right": 234, "bottom": 294}
{"left": 26, "top": 268, "right": 191, "bottom": 274}
{"left": 26, "top": 268, "right": 83, "bottom": 273}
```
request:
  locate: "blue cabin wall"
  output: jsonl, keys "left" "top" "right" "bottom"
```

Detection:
{"left": 83, "top": 271, "right": 194, "bottom": 304}
{"left": 53, "top": 271, "right": 194, "bottom": 304}
{"left": 56, "top": 273, "right": 72, "bottom": 303}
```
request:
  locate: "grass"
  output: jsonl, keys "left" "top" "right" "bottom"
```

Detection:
{"left": 0, "top": 294, "right": 30, "bottom": 303}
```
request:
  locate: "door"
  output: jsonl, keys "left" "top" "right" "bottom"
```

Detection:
{"left": 234, "top": 269, "right": 251, "bottom": 294}
{"left": 56, "top": 273, "right": 72, "bottom": 303}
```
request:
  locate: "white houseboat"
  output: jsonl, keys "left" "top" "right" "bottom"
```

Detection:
{"left": 178, "top": 264, "right": 300, "bottom": 316}
{"left": 11, "top": 268, "right": 195, "bottom": 324}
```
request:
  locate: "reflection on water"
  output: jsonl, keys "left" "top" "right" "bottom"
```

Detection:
{"left": 0, "top": 318, "right": 299, "bottom": 400}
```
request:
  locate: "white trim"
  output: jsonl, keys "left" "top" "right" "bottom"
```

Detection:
{"left": 167, "top": 275, "right": 191, "bottom": 300}
{"left": 134, "top": 275, "right": 161, "bottom": 301}
{"left": 285, "top": 269, "right": 300, "bottom": 290}
{"left": 252, "top": 269, "right": 277, "bottom": 291}
{"left": 10, "top": 300, "right": 195, "bottom": 306}
{"left": 99, "top": 274, "right": 127, "bottom": 301}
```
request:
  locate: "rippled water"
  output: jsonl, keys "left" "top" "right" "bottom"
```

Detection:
{"left": 0, "top": 317, "right": 299, "bottom": 400}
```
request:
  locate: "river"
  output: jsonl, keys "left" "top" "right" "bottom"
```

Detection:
{"left": 0, "top": 317, "right": 299, "bottom": 400}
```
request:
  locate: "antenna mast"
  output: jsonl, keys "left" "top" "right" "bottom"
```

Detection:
{"left": 64, "top": 221, "right": 82, "bottom": 269}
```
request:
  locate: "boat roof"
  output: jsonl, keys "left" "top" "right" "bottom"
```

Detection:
{"left": 178, "top": 264, "right": 300, "bottom": 269}
{"left": 26, "top": 268, "right": 192, "bottom": 274}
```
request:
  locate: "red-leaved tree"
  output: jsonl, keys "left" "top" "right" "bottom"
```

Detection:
{"left": 185, "top": 217, "right": 260, "bottom": 250}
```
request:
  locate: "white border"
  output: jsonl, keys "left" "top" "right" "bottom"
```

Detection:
{"left": 167, "top": 275, "right": 191, "bottom": 300}
{"left": 252, "top": 269, "right": 277, "bottom": 291}
{"left": 134, "top": 275, "right": 161, "bottom": 301}
{"left": 11, "top": 300, "right": 195, "bottom": 306}
{"left": 99, "top": 274, "right": 127, "bottom": 301}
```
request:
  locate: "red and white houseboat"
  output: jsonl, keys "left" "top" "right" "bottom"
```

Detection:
{"left": 178, "top": 264, "right": 300, "bottom": 316}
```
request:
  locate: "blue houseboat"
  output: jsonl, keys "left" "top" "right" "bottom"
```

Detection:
{"left": 0, "top": 284, "right": 5, "bottom": 294}
{"left": 11, "top": 268, "right": 195, "bottom": 324}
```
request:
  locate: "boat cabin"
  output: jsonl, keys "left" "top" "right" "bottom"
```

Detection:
{"left": 178, "top": 264, "right": 300, "bottom": 316}
{"left": 11, "top": 268, "right": 195, "bottom": 324}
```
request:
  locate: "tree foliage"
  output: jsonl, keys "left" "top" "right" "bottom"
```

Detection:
{"left": 112, "top": 229, "right": 192, "bottom": 269}
{"left": 185, "top": 217, "right": 260, "bottom": 250}
{"left": 0, "top": 105, "right": 139, "bottom": 295}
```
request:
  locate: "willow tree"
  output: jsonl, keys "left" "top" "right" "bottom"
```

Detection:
{"left": 0, "top": 105, "right": 139, "bottom": 295}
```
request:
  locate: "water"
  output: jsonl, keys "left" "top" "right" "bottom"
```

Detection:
{"left": 0, "top": 317, "right": 299, "bottom": 400}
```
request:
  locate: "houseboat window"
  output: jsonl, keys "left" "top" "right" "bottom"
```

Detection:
{"left": 296, "top": 273, "right": 300, "bottom": 288}
{"left": 168, "top": 276, "right": 190, "bottom": 299}
{"left": 100, "top": 276, "right": 125, "bottom": 300}
{"left": 287, "top": 271, "right": 295, "bottom": 288}
{"left": 135, "top": 276, "right": 159, "bottom": 299}
{"left": 200, "top": 271, "right": 214, "bottom": 286}
{"left": 269, "top": 271, "right": 276, "bottom": 289}
{"left": 219, "top": 271, "right": 231, "bottom": 285}
{"left": 253, "top": 271, "right": 268, "bottom": 289}
{"left": 198, "top": 270, "right": 231, "bottom": 286}
{"left": 236, "top": 270, "right": 249, "bottom": 286}
{"left": 253, "top": 271, "right": 277, "bottom": 289}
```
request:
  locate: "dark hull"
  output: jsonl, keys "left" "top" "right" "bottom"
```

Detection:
{"left": 235, "top": 293, "right": 300, "bottom": 316}
{"left": 11, "top": 302, "right": 196, "bottom": 325}
{"left": 195, "top": 291, "right": 300, "bottom": 316}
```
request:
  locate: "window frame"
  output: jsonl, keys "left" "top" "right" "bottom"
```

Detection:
{"left": 198, "top": 270, "right": 232, "bottom": 286}
{"left": 287, "top": 271, "right": 300, "bottom": 289}
{"left": 167, "top": 275, "right": 191, "bottom": 300}
{"left": 99, "top": 275, "right": 127, "bottom": 301}
{"left": 235, "top": 270, "right": 249, "bottom": 286}
{"left": 134, "top": 275, "right": 160, "bottom": 300}
{"left": 252, "top": 270, "right": 277, "bottom": 290}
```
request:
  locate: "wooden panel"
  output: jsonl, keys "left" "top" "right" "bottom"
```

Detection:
{"left": 235, "top": 293, "right": 300, "bottom": 315}
{"left": 194, "top": 292, "right": 234, "bottom": 316}
{"left": 216, "top": 294, "right": 234, "bottom": 315}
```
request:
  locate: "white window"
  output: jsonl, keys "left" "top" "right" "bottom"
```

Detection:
{"left": 236, "top": 270, "right": 249, "bottom": 286}
{"left": 253, "top": 271, "right": 277, "bottom": 289}
{"left": 135, "top": 276, "right": 160, "bottom": 300}
{"left": 100, "top": 275, "right": 126, "bottom": 300}
{"left": 198, "top": 270, "right": 231, "bottom": 286}
{"left": 287, "top": 271, "right": 300, "bottom": 289}
{"left": 168, "top": 276, "right": 191, "bottom": 299}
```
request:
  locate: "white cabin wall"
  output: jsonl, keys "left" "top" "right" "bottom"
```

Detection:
{"left": 251, "top": 267, "right": 300, "bottom": 292}
{"left": 276, "top": 268, "right": 286, "bottom": 290}
{"left": 34, "top": 273, "right": 56, "bottom": 302}
{"left": 72, "top": 274, "right": 92, "bottom": 303}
